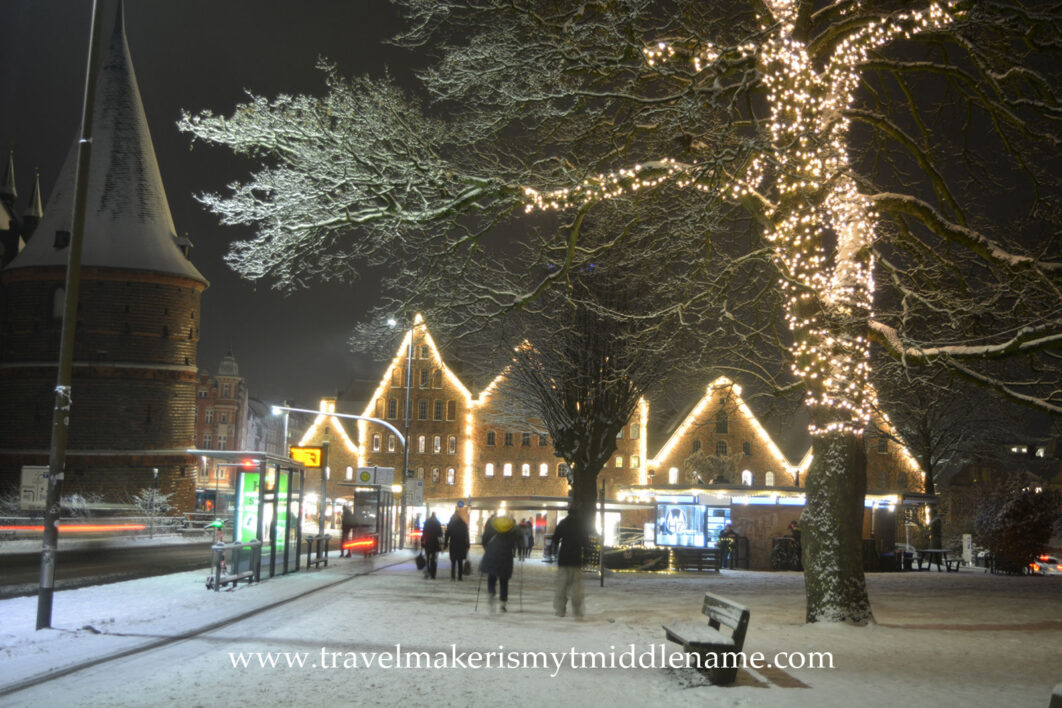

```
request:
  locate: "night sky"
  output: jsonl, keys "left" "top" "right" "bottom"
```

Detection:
{"left": 1, "top": 0, "right": 412, "bottom": 406}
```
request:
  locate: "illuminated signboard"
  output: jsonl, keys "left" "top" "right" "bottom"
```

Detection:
{"left": 289, "top": 446, "right": 323, "bottom": 468}
{"left": 236, "top": 470, "right": 290, "bottom": 552}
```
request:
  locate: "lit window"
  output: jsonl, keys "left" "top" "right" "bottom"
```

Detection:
{"left": 522, "top": 432, "right": 531, "bottom": 447}
{"left": 434, "top": 400, "right": 443, "bottom": 421}
{"left": 486, "top": 431, "right": 496, "bottom": 446}
{"left": 615, "top": 456, "right": 624, "bottom": 468}
{"left": 765, "top": 471, "right": 775, "bottom": 487}
{"left": 539, "top": 463, "right": 548, "bottom": 477}
{"left": 448, "top": 436, "right": 457, "bottom": 454}
{"left": 630, "top": 423, "right": 640, "bottom": 440}
{"left": 372, "top": 434, "right": 381, "bottom": 452}
{"left": 447, "top": 468, "right": 456, "bottom": 485}
{"left": 521, "top": 463, "right": 530, "bottom": 477}
{"left": 417, "top": 435, "right": 426, "bottom": 454}
{"left": 485, "top": 463, "right": 495, "bottom": 477}
{"left": 741, "top": 470, "right": 753, "bottom": 486}
{"left": 716, "top": 441, "right": 728, "bottom": 456}
{"left": 743, "top": 441, "right": 752, "bottom": 456}
{"left": 503, "top": 463, "right": 513, "bottom": 477}
{"left": 388, "top": 435, "right": 396, "bottom": 453}
{"left": 433, "top": 435, "right": 442, "bottom": 453}
{"left": 631, "top": 455, "right": 640, "bottom": 468}
{"left": 446, "top": 400, "right": 456, "bottom": 421}
{"left": 668, "top": 467, "right": 679, "bottom": 484}
{"left": 346, "top": 466, "right": 354, "bottom": 481}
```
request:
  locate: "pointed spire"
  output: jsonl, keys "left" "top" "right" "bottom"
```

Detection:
{"left": 1, "top": 150, "right": 16, "bottom": 205}
{"left": 4, "top": 0, "right": 206, "bottom": 285}
{"left": 21, "top": 170, "right": 44, "bottom": 241}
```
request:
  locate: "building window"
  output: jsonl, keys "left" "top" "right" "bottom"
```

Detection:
{"left": 521, "top": 432, "right": 531, "bottom": 447}
{"left": 418, "top": 435, "right": 426, "bottom": 454}
{"left": 434, "top": 400, "right": 443, "bottom": 421}
{"left": 447, "top": 467, "right": 456, "bottom": 485}
{"left": 432, "top": 370, "right": 443, "bottom": 388}
{"left": 504, "top": 432, "right": 514, "bottom": 447}
{"left": 420, "top": 368, "right": 429, "bottom": 388}
{"left": 539, "top": 434, "right": 549, "bottom": 447}
{"left": 417, "top": 467, "right": 424, "bottom": 480}
{"left": 715, "top": 410, "right": 729, "bottom": 434}
{"left": 202, "top": 433, "right": 212, "bottom": 448}
{"left": 346, "top": 466, "right": 354, "bottom": 481}
{"left": 485, "top": 463, "right": 495, "bottom": 477}
{"left": 418, "top": 400, "right": 428, "bottom": 420}
{"left": 486, "top": 431, "right": 496, "bottom": 446}
{"left": 692, "top": 440, "right": 701, "bottom": 453}
{"left": 539, "top": 463, "right": 548, "bottom": 477}
{"left": 220, "top": 413, "right": 228, "bottom": 424}
{"left": 392, "top": 368, "right": 401, "bottom": 386}
{"left": 615, "top": 456, "right": 624, "bottom": 468}
{"left": 205, "top": 409, "right": 214, "bottom": 423}
{"left": 877, "top": 437, "right": 889, "bottom": 454}
{"left": 503, "top": 463, "right": 513, "bottom": 477}
{"left": 631, "top": 455, "right": 640, "bottom": 468}
{"left": 557, "top": 463, "right": 569, "bottom": 478}
{"left": 420, "top": 344, "right": 430, "bottom": 359}
{"left": 716, "top": 440, "right": 728, "bottom": 456}
{"left": 743, "top": 441, "right": 752, "bottom": 456}
{"left": 217, "top": 435, "right": 226, "bottom": 450}
{"left": 668, "top": 467, "right": 679, "bottom": 484}
{"left": 372, "top": 434, "right": 382, "bottom": 452}
{"left": 387, "top": 399, "right": 397, "bottom": 419}
{"left": 433, "top": 435, "right": 442, "bottom": 453}
{"left": 741, "top": 470, "right": 753, "bottom": 486}
{"left": 222, "top": 384, "right": 231, "bottom": 398}
{"left": 432, "top": 468, "right": 440, "bottom": 483}
{"left": 521, "top": 463, "right": 531, "bottom": 477}
{"left": 446, "top": 400, "right": 456, "bottom": 421}
{"left": 630, "top": 422, "right": 640, "bottom": 440}
{"left": 765, "top": 471, "right": 775, "bottom": 487}
{"left": 448, "top": 435, "right": 457, "bottom": 454}
{"left": 388, "top": 435, "right": 396, "bottom": 452}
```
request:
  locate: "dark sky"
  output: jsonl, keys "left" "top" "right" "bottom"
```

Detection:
{"left": 1, "top": 0, "right": 411, "bottom": 406}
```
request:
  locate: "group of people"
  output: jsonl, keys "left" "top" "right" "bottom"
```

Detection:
{"left": 420, "top": 506, "right": 588, "bottom": 617}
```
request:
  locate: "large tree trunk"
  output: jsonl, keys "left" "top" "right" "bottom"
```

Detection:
{"left": 802, "top": 431, "right": 874, "bottom": 624}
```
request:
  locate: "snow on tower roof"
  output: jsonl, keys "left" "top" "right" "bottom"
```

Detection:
{"left": 1, "top": 151, "right": 15, "bottom": 203}
{"left": 4, "top": 2, "right": 207, "bottom": 285}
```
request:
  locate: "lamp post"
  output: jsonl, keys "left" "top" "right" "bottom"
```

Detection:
{"left": 389, "top": 317, "right": 415, "bottom": 550}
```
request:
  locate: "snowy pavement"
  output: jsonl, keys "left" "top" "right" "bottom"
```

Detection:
{"left": 1, "top": 551, "right": 1060, "bottom": 707}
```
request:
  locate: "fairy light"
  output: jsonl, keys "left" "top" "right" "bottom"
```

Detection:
{"left": 523, "top": 1, "right": 958, "bottom": 437}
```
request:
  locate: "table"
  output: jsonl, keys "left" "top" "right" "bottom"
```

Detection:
{"left": 916, "top": 549, "right": 961, "bottom": 572}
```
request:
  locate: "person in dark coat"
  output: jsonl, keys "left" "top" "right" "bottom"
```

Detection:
{"left": 421, "top": 512, "right": 443, "bottom": 579}
{"left": 444, "top": 512, "right": 471, "bottom": 581}
{"left": 341, "top": 504, "right": 356, "bottom": 558}
{"left": 719, "top": 523, "right": 738, "bottom": 569}
{"left": 551, "top": 508, "right": 588, "bottom": 618}
{"left": 480, "top": 515, "right": 520, "bottom": 612}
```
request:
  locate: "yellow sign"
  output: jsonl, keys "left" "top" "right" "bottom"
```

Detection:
{"left": 289, "top": 446, "right": 323, "bottom": 468}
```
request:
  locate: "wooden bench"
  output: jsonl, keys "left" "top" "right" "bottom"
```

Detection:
{"left": 663, "top": 592, "right": 750, "bottom": 685}
{"left": 671, "top": 547, "right": 721, "bottom": 572}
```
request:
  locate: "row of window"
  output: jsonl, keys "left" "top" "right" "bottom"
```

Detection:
{"left": 390, "top": 366, "right": 445, "bottom": 389}
{"left": 483, "top": 462, "right": 566, "bottom": 478}
{"left": 663, "top": 467, "right": 775, "bottom": 487}
{"left": 485, "top": 431, "right": 550, "bottom": 447}
{"left": 375, "top": 398, "right": 458, "bottom": 422}
{"left": 691, "top": 440, "right": 752, "bottom": 456}
{"left": 194, "top": 409, "right": 230, "bottom": 424}
{"left": 200, "top": 433, "right": 226, "bottom": 449}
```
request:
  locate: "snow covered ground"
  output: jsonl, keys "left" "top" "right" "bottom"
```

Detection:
{"left": 1, "top": 550, "right": 1060, "bottom": 707}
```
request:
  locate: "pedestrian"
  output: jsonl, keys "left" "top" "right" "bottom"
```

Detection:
{"left": 480, "top": 514, "right": 520, "bottom": 612}
{"left": 550, "top": 506, "right": 587, "bottom": 619}
{"left": 444, "top": 511, "right": 470, "bottom": 581}
{"left": 341, "top": 503, "right": 356, "bottom": 558}
{"left": 421, "top": 512, "right": 443, "bottom": 579}
{"left": 523, "top": 518, "right": 535, "bottom": 560}
{"left": 719, "top": 523, "right": 738, "bottom": 569}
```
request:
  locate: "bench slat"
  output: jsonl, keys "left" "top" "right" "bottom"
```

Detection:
{"left": 662, "top": 622, "right": 736, "bottom": 648}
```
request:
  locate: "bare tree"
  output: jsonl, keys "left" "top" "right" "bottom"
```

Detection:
{"left": 179, "top": 0, "right": 1062, "bottom": 623}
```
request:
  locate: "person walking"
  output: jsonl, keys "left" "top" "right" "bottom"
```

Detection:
{"left": 421, "top": 512, "right": 443, "bottom": 579}
{"left": 480, "top": 515, "right": 520, "bottom": 612}
{"left": 550, "top": 507, "right": 587, "bottom": 619}
{"left": 341, "top": 503, "right": 356, "bottom": 558}
{"left": 444, "top": 512, "right": 471, "bottom": 581}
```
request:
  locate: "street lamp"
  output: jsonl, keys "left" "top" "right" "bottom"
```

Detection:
{"left": 388, "top": 317, "right": 415, "bottom": 550}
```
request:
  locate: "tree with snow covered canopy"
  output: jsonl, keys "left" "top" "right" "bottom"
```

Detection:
{"left": 179, "top": 0, "right": 1062, "bottom": 623}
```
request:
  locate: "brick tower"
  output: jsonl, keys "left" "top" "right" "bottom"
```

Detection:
{"left": 0, "top": 2, "right": 208, "bottom": 511}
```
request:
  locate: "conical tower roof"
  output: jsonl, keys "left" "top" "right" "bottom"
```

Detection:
{"left": 4, "top": 2, "right": 207, "bottom": 285}
{"left": 1, "top": 151, "right": 15, "bottom": 204}
{"left": 24, "top": 171, "right": 43, "bottom": 221}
